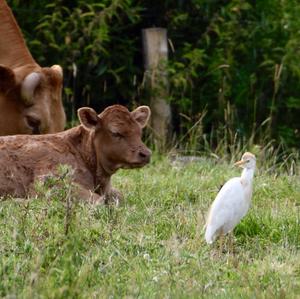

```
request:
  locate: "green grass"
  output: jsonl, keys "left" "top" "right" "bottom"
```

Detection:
{"left": 0, "top": 155, "right": 300, "bottom": 298}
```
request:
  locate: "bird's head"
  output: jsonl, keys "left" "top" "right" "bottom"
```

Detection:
{"left": 234, "top": 152, "right": 256, "bottom": 169}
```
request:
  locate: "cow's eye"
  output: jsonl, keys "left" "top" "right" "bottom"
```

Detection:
{"left": 111, "top": 132, "right": 124, "bottom": 139}
{"left": 26, "top": 115, "right": 41, "bottom": 134}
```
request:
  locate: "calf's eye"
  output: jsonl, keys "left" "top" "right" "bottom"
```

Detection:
{"left": 111, "top": 132, "right": 124, "bottom": 139}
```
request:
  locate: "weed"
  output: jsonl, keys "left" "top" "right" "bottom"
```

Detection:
{"left": 0, "top": 154, "right": 299, "bottom": 298}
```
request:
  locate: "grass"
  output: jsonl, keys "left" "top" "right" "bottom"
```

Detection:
{"left": 0, "top": 153, "right": 300, "bottom": 298}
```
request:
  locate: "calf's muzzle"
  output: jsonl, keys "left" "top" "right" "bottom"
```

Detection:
{"left": 138, "top": 147, "right": 152, "bottom": 164}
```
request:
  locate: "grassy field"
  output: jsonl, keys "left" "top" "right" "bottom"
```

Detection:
{"left": 0, "top": 153, "right": 300, "bottom": 298}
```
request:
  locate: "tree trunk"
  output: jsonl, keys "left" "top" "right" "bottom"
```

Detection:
{"left": 142, "top": 28, "right": 171, "bottom": 152}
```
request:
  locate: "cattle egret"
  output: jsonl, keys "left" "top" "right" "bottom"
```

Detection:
{"left": 205, "top": 152, "right": 256, "bottom": 246}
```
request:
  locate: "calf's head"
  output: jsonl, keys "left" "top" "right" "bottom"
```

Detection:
{"left": 78, "top": 105, "right": 151, "bottom": 174}
{"left": 0, "top": 64, "right": 66, "bottom": 135}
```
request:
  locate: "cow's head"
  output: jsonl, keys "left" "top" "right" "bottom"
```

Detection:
{"left": 78, "top": 105, "right": 152, "bottom": 174}
{"left": 0, "top": 64, "right": 66, "bottom": 135}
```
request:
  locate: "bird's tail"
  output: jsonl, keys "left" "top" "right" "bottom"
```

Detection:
{"left": 205, "top": 225, "right": 216, "bottom": 244}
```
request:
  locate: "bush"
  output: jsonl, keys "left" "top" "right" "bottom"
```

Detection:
{"left": 9, "top": 0, "right": 300, "bottom": 148}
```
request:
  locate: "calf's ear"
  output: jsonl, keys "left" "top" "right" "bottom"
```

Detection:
{"left": 0, "top": 65, "right": 16, "bottom": 94}
{"left": 131, "top": 105, "right": 151, "bottom": 128}
{"left": 78, "top": 107, "right": 100, "bottom": 130}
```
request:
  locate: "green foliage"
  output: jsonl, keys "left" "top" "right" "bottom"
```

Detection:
{"left": 8, "top": 0, "right": 300, "bottom": 148}
{"left": 9, "top": 0, "right": 143, "bottom": 117}
{"left": 0, "top": 156, "right": 300, "bottom": 297}
{"left": 165, "top": 0, "right": 300, "bottom": 148}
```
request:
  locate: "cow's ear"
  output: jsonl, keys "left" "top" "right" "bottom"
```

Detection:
{"left": 78, "top": 107, "right": 100, "bottom": 130}
{"left": 0, "top": 65, "right": 16, "bottom": 93}
{"left": 44, "top": 65, "right": 63, "bottom": 87}
{"left": 131, "top": 106, "right": 151, "bottom": 128}
{"left": 50, "top": 64, "right": 63, "bottom": 79}
{"left": 21, "top": 72, "right": 41, "bottom": 105}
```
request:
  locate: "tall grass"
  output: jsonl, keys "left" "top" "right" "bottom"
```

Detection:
{"left": 171, "top": 101, "right": 299, "bottom": 176}
{"left": 0, "top": 148, "right": 299, "bottom": 298}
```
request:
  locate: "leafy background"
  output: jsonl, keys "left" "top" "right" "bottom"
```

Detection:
{"left": 8, "top": 0, "right": 300, "bottom": 148}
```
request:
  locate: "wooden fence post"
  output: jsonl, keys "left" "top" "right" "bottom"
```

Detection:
{"left": 142, "top": 27, "right": 172, "bottom": 151}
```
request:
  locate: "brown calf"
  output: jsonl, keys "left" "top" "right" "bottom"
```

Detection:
{"left": 0, "top": 0, "right": 65, "bottom": 135}
{"left": 0, "top": 105, "right": 151, "bottom": 204}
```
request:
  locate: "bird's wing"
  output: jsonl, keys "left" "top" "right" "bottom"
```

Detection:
{"left": 212, "top": 177, "right": 244, "bottom": 206}
{"left": 206, "top": 178, "right": 245, "bottom": 228}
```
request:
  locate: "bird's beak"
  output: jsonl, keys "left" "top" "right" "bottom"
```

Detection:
{"left": 234, "top": 159, "right": 246, "bottom": 167}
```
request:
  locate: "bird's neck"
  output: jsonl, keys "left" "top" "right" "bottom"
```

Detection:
{"left": 241, "top": 168, "right": 255, "bottom": 185}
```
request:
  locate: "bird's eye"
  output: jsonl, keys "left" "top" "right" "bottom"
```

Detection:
{"left": 246, "top": 159, "right": 250, "bottom": 163}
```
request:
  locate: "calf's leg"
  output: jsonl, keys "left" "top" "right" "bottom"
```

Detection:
{"left": 75, "top": 184, "right": 106, "bottom": 205}
{"left": 104, "top": 188, "right": 123, "bottom": 206}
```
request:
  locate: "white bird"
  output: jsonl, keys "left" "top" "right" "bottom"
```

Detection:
{"left": 205, "top": 152, "right": 256, "bottom": 245}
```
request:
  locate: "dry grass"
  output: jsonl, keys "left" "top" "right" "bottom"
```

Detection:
{"left": 0, "top": 154, "right": 299, "bottom": 298}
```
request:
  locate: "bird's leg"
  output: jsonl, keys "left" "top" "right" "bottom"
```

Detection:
{"left": 218, "top": 231, "right": 224, "bottom": 256}
{"left": 228, "top": 232, "right": 234, "bottom": 254}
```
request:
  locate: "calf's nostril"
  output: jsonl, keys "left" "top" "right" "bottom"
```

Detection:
{"left": 139, "top": 151, "right": 147, "bottom": 158}
{"left": 139, "top": 149, "right": 151, "bottom": 162}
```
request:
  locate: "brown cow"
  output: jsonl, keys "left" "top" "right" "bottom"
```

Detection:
{"left": 0, "top": 0, "right": 65, "bottom": 135}
{"left": 0, "top": 105, "right": 151, "bottom": 204}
